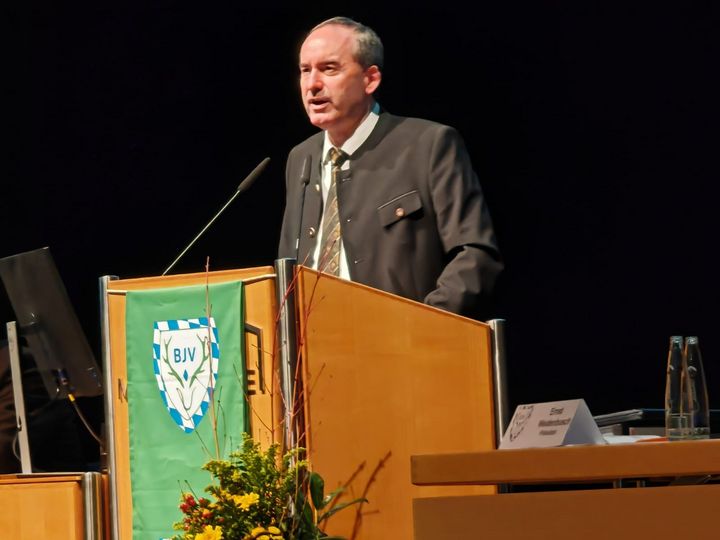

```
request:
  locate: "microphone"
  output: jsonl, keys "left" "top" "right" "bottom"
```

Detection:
{"left": 300, "top": 155, "right": 312, "bottom": 187}
{"left": 162, "top": 157, "right": 271, "bottom": 276}
{"left": 295, "top": 156, "right": 312, "bottom": 258}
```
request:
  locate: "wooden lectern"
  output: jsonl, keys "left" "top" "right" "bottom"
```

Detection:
{"left": 100, "top": 267, "right": 280, "bottom": 540}
{"left": 101, "top": 263, "right": 502, "bottom": 539}
{"left": 293, "top": 268, "right": 499, "bottom": 540}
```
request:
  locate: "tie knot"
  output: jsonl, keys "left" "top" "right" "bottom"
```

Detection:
{"left": 327, "top": 147, "right": 347, "bottom": 168}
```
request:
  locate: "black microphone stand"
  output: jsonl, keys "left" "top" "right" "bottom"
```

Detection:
{"left": 162, "top": 157, "right": 270, "bottom": 276}
{"left": 295, "top": 155, "right": 312, "bottom": 260}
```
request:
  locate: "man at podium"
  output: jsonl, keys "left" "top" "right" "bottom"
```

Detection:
{"left": 279, "top": 16, "right": 502, "bottom": 319}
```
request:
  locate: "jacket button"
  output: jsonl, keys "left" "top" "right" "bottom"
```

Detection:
{"left": 395, "top": 207, "right": 405, "bottom": 218}
{"left": 308, "top": 227, "right": 316, "bottom": 238}
{"left": 314, "top": 183, "right": 320, "bottom": 192}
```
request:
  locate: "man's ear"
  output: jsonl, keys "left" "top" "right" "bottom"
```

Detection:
{"left": 365, "top": 65, "right": 382, "bottom": 95}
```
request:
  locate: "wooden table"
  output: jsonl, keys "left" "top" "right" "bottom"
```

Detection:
{"left": 411, "top": 439, "right": 720, "bottom": 539}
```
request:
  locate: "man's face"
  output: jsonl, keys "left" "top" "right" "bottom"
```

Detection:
{"left": 299, "top": 25, "right": 380, "bottom": 144}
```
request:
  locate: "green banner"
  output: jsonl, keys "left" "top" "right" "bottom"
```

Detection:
{"left": 126, "top": 280, "right": 247, "bottom": 539}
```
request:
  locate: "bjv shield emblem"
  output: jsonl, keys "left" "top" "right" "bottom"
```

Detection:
{"left": 152, "top": 317, "right": 219, "bottom": 433}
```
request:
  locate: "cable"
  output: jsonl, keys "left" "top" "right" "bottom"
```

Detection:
{"left": 66, "top": 392, "right": 104, "bottom": 447}
{"left": 55, "top": 368, "right": 104, "bottom": 449}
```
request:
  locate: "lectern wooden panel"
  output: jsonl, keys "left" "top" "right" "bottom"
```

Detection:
{"left": 103, "top": 267, "right": 279, "bottom": 540}
{"left": 296, "top": 269, "right": 497, "bottom": 540}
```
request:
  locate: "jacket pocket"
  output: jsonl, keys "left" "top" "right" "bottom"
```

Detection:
{"left": 377, "top": 190, "right": 422, "bottom": 227}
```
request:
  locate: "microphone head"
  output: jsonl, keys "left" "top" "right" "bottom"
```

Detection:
{"left": 300, "top": 155, "right": 312, "bottom": 186}
{"left": 237, "top": 157, "right": 271, "bottom": 193}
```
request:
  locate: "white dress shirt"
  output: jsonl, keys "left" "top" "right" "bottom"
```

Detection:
{"left": 311, "top": 102, "right": 381, "bottom": 279}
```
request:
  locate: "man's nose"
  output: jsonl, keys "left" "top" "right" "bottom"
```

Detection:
{"left": 307, "top": 70, "right": 323, "bottom": 91}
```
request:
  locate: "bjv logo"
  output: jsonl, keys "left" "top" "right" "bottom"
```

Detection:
{"left": 152, "top": 317, "right": 220, "bottom": 433}
{"left": 173, "top": 347, "right": 196, "bottom": 363}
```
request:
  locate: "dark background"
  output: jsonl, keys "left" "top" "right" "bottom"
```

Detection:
{"left": 4, "top": 3, "right": 719, "bottom": 421}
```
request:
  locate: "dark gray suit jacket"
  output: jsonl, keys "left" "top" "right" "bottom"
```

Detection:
{"left": 278, "top": 112, "right": 502, "bottom": 318}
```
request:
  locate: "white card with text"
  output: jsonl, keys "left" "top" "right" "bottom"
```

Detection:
{"left": 499, "top": 398, "right": 606, "bottom": 449}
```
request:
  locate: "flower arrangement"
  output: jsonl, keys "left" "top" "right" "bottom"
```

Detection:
{"left": 172, "top": 433, "right": 364, "bottom": 540}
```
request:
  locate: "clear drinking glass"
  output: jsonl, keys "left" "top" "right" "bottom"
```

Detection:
{"left": 684, "top": 336, "right": 710, "bottom": 439}
{"left": 665, "top": 335, "right": 693, "bottom": 440}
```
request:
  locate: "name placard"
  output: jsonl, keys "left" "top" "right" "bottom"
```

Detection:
{"left": 499, "top": 398, "right": 606, "bottom": 449}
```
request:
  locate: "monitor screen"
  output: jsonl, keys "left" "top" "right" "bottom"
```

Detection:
{"left": 0, "top": 247, "right": 103, "bottom": 399}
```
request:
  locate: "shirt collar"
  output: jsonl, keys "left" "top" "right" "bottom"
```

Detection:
{"left": 323, "top": 102, "right": 381, "bottom": 161}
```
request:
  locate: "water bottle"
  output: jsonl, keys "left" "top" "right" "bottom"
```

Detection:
{"left": 665, "top": 336, "right": 693, "bottom": 440}
{"left": 683, "top": 336, "right": 710, "bottom": 438}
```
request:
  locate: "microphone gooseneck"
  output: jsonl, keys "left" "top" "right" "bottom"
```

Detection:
{"left": 295, "top": 155, "right": 312, "bottom": 258}
{"left": 162, "top": 157, "right": 271, "bottom": 276}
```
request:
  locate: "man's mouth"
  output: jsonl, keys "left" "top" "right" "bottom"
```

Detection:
{"left": 308, "top": 97, "right": 330, "bottom": 109}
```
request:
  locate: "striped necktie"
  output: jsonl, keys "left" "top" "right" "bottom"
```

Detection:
{"left": 318, "top": 147, "right": 348, "bottom": 276}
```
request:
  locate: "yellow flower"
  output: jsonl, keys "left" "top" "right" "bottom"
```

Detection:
{"left": 194, "top": 524, "right": 223, "bottom": 540}
{"left": 232, "top": 492, "right": 260, "bottom": 510}
{"left": 241, "top": 524, "right": 284, "bottom": 540}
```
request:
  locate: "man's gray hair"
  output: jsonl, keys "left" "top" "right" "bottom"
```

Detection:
{"left": 310, "top": 16, "right": 384, "bottom": 70}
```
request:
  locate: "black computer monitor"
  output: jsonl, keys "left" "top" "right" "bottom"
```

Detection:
{"left": 0, "top": 247, "right": 103, "bottom": 399}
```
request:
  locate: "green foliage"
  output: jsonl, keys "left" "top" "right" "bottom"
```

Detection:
{"left": 172, "top": 433, "right": 365, "bottom": 540}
